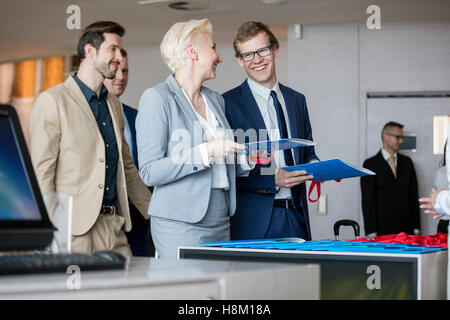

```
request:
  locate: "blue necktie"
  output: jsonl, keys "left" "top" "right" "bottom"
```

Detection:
{"left": 270, "top": 90, "right": 294, "bottom": 166}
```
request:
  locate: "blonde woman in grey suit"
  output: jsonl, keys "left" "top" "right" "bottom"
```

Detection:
{"left": 136, "top": 18, "right": 253, "bottom": 259}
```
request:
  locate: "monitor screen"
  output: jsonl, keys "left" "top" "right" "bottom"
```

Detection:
{"left": 0, "top": 116, "right": 41, "bottom": 221}
{"left": 0, "top": 105, "right": 53, "bottom": 251}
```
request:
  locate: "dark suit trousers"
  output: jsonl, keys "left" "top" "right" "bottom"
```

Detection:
{"left": 264, "top": 206, "right": 310, "bottom": 240}
{"left": 125, "top": 199, "right": 155, "bottom": 257}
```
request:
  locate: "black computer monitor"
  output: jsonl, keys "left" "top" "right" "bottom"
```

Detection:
{"left": 0, "top": 104, "right": 54, "bottom": 251}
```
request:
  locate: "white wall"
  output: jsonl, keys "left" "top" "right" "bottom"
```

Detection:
{"left": 288, "top": 22, "right": 450, "bottom": 239}
{"left": 287, "top": 24, "right": 360, "bottom": 240}
{"left": 120, "top": 44, "right": 170, "bottom": 108}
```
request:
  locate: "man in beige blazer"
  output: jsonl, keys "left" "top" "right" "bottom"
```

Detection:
{"left": 29, "top": 21, "right": 151, "bottom": 257}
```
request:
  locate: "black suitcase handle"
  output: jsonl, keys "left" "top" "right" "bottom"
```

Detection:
{"left": 333, "top": 219, "right": 360, "bottom": 240}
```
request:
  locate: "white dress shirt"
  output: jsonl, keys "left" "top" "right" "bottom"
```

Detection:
{"left": 381, "top": 148, "right": 397, "bottom": 166}
{"left": 247, "top": 78, "right": 295, "bottom": 200}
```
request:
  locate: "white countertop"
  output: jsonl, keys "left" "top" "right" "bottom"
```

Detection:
{"left": 0, "top": 258, "right": 320, "bottom": 300}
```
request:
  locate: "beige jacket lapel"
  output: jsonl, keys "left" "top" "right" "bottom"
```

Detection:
{"left": 63, "top": 76, "right": 101, "bottom": 134}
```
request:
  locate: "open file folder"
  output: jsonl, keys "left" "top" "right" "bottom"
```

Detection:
{"left": 241, "top": 138, "right": 316, "bottom": 155}
{"left": 282, "top": 158, "right": 375, "bottom": 182}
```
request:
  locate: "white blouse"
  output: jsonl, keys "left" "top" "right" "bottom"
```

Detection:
{"left": 181, "top": 89, "right": 230, "bottom": 190}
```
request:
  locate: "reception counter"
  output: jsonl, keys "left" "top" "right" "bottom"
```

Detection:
{"left": 179, "top": 239, "right": 448, "bottom": 300}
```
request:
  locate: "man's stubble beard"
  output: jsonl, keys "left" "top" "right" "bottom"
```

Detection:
{"left": 95, "top": 59, "right": 116, "bottom": 80}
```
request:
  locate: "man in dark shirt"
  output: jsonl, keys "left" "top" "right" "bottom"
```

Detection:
{"left": 104, "top": 49, "right": 155, "bottom": 256}
{"left": 29, "top": 21, "right": 151, "bottom": 256}
{"left": 72, "top": 75, "right": 119, "bottom": 208}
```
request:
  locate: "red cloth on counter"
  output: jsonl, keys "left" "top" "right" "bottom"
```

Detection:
{"left": 350, "top": 232, "right": 448, "bottom": 248}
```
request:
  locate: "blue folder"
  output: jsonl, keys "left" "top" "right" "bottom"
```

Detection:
{"left": 240, "top": 138, "right": 315, "bottom": 155}
{"left": 282, "top": 158, "right": 375, "bottom": 182}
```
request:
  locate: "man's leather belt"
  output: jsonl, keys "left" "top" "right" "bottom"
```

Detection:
{"left": 100, "top": 205, "right": 116, "bottom": 215}
{"left": 273, "top": 199, "right": 295, "bottom": 210}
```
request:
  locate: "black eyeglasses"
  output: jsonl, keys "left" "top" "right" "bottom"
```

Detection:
{"left": 239, "top": 45, "right": 272, "bottom": 62}
{"left": 386, "top": 133, "right": 404, "bottom": 140}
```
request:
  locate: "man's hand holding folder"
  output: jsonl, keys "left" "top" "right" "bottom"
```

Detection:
{"left": 275, "top": 159, "right": 318, "bottom": 188}
{"left": 281, "top": 159, "right": 375, "bottom": 202}
{"left": 282, "top": 159, "right": 375, "bottom": 182}
{"left": 275, "top": 168, "right": 314, "bottom": 188}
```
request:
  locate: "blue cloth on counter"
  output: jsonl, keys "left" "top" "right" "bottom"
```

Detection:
{"left": 198, "top": 239, "right": 446, "bottom": 254}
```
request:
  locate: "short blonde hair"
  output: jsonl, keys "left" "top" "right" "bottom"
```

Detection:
{"left": 160, "top": 18, "right": 213, "bottom": 73}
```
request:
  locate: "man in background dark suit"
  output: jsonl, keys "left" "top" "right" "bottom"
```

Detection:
{"left": 104, "top": 49, "right": 154, "bottom": 256}
{"left": 361, "top": 121, "right": 420, "bottom": 237}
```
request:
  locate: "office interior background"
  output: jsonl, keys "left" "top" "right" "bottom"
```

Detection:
{"left": 1, "top": 0, "right": 450, "bottom": 239}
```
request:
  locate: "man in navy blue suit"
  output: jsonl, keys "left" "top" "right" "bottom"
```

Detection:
{"left": 104, "top": 49, "right": 154, "bottom": 256}
{"left": 223, "top": 21, "right": 319, "bottom": 241}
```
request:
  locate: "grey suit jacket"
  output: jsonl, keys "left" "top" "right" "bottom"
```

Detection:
{"left": 136, "top": 74, "right": 245, "bottom": 223}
